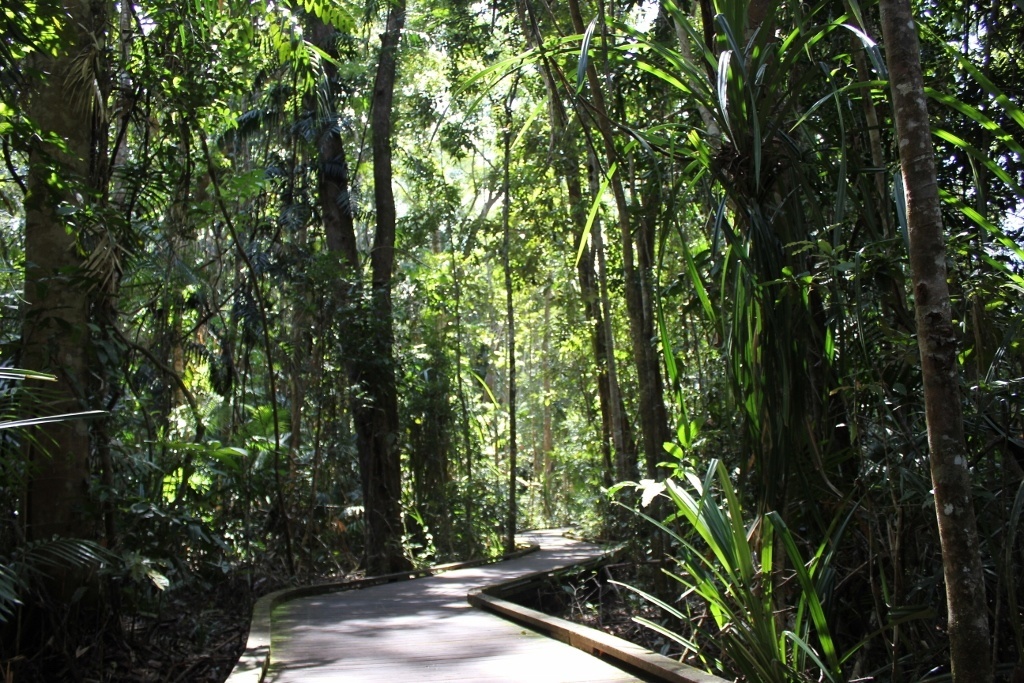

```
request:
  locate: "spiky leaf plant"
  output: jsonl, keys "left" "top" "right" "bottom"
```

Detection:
{"left": 615, "top": 459, "right": 852, "bottom": 682}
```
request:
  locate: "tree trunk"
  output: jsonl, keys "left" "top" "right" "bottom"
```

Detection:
{"left": 879, "top": 2, "right": 993, "bottom": 681}
{"left": 502, "top": 84, "right": 518, "bottom": 554}
{"left": 518, "top": 0, "right": 635, "bottom": 491}
{"left": 450, "top": 246, "right": 475, "bottom": 538}
{"left": 22, "top": 0, "right": 109, "bottom": 543}
{"left": 313, "top": 6, "right": 408, "bottom": 575}
{"left": 540, "top": 287, "right": 554, "bottom": 518}
{"left": 566, "top": 0, "right": 670, "bottom": 483}
{"left": 595, "top": 223, "right": 635, "bottom": 483}
{"left": 362, "top": 0, "right": 409, "bottom": 574}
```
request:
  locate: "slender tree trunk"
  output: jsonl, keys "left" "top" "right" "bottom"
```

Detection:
{"left": 502, "top": 84, "right": 518, "bottom": 554}
{"left": 595, "top": 222, "right": 634, "bottom": 482}
{"left": 288, "top": 221, "right": 310, "bottom": 481}
{"left": 879, "top": 3, "right": 992, "bottom": 681}
{"left": 22, "top": 0, "right": 109, "bottom": 543}
{"left": 540, "top": 288, "right": 553, "bottom": 518}
{"left": 570, "top": 151, "right": 623, "bottom": 488}
{"left": 301, "top": 320, "right": 326, "bottom": 573}
{"left": 451, "top": 245, "right": 474, "bottom": 537}
{"left": 201, "top": 130, "right": 297, "bottom": 575}
{"left": 518, "top": 0, "right": 633, "bottom": 490}
{"left": 566, "top": 0, "right": 670, "bottom": 482}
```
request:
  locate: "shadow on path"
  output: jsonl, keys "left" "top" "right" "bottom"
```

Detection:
{"left": 267, "top": 529, "right": 641, "bottom": 683}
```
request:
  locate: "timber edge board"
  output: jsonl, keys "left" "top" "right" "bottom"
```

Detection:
{"left": 466, "top": 543, "right": 732, "bottom": 683}
{"left": 224, "top": 542, "right": 541, "bottom": 683}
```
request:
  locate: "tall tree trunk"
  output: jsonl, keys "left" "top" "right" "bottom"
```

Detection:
{"left": 502, "top": 84, "right": 518, "bottom": 554}
{"left": 518, "top": 0, "right": 633, "bottom": 490}
{"left": 313, "top": 7, "right": 408, "bottom": 575}
{"left": 22, "top": 0, "right": 109, "bottom": 543}
{"left": 566, "top": 0, "right": 670, "bottom": 482}
{"left": 879, "top": 2, "right": 993, "bottom": 681}
{"left": 567, "top": 145, "right": 629, "bottom": 488}
{"left": 201, "top": 130, "right": 297, "bottom": 575}
{"left": 288, "top": 221, "right": 310, "bottom": 486}
{"left": 594, "top": 221, "right": 635, "bottom": 482}
{"left": 362, "top": 0, "right": 408, "bottom": 574}
{"left": 540, "top": 287, "right": 553, "bottom": 518}
{"left": 451, "top": 245, "right": 475, "bottom": 538}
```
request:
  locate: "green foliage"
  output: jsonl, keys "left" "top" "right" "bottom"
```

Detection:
{"left": 2, "top": 0, "right": 1023, "bottom": 675}
{"left": 615, "top": 460, "right": 851, "bottom": 682}
{"left": 0, "top": 538, "right": 112, "bottom": 623}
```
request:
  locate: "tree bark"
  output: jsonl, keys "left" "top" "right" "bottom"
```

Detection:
{"left": 587, "top": 151, "right": 635, "bottom": 483}
{"left": 565, "top": 0, "right": 670, "bottom": 482}
{"left": 312, "top": 9, "right": 408, "bottom": 575}
{"left": 502, "top": 84, "right": 518, "bottom": 554}
{"left": 515, "top": 0, "right": 634, "bottom": 489}
{"left": 878, "top": 2, "right": 993, "bottom": 681}
{"left": 22, "top": 0, "right": 109, "bottom": 543}
{"left": 362, "top": 0, "right": 409, "bottom": 574}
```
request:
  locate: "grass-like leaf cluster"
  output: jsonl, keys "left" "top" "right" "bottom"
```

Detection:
{"left": 616, "top": 460, "right": 854, "bottom": 682}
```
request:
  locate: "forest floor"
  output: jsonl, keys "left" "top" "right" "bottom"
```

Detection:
{"left": 103, "top": 577, "right": 257, "bottom": 683}
{"left": 506, "top": 558, "right": 694, "bottom": 665}
{"left": 5, "top": 572, "right": 284, "bottom": 682}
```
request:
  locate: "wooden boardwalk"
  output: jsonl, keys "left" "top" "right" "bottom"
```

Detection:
{"left": 265, "top": 530, "right": 645, "bottom": 682}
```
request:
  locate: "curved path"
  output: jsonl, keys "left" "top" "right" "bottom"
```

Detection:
{"left": 266, "top": 530, "right": 640, "bottom": 682}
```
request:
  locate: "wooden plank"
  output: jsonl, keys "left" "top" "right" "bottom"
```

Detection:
{"left": 266, "top": 530, "right": 643, "bottom": 682}
{"left": 256, "top": 529, "right": 731, "bottom": 683}
{"left": 465, "top": 549, "right": 730, "bottom": 683}
{"left": 468, "top": 592, "right": 729, "bottom": 683}
{"left": 227, "top": 540, "right": 543, "bottom": 682}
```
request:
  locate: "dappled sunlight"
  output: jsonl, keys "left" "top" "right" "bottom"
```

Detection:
{"left": 267, "top": 531, "right": 641, "bottom": 682}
